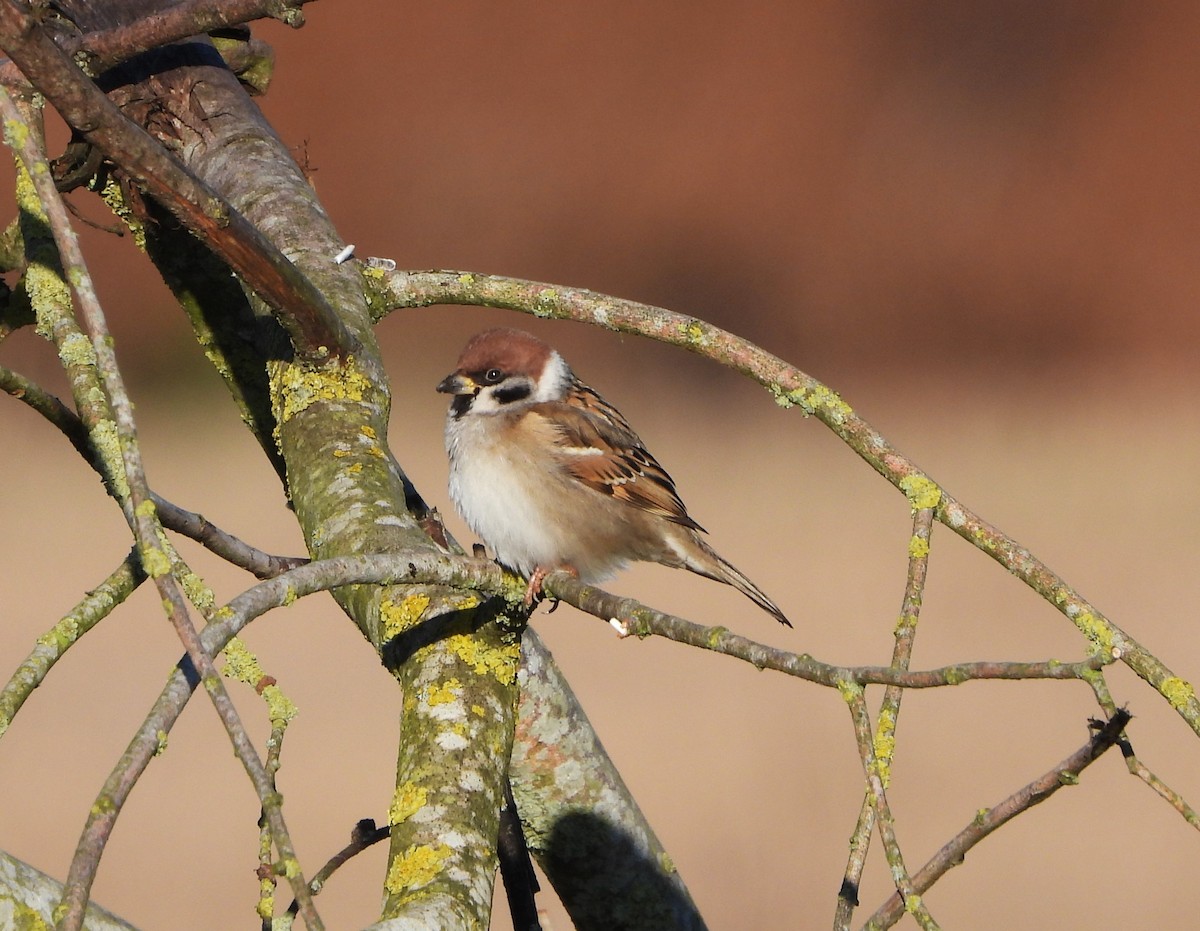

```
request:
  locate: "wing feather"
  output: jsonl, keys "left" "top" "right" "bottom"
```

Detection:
{"left": 528, "top": 379, "right": 704, "bottom": 531}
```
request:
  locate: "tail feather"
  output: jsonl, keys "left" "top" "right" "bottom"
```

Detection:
{"left": 683, "top": 540, "right": 792, "bottom": 627}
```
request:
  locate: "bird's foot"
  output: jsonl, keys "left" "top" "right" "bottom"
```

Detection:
{"left": 523, "top": 564, "right": 579, "bottom": 607}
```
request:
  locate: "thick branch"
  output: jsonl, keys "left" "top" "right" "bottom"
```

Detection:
{"left": 0, "top": 0, "right": 354, "bottom": 361}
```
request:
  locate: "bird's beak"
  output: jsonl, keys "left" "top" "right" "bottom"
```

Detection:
{"left": 436, "top": 373, "right": 478, "bottom": 396}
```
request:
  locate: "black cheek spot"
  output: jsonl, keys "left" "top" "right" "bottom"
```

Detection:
{"left": 493, "top": 383, "right": 533, "bottom": 405}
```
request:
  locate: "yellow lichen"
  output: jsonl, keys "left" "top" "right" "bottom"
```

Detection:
{"left": 222, "top": 637, "right": 263, "bottom": 685}
{"left": 899, "top": 474, "right": 942, "bottom": 511}
{"left": 425, "top": 678, "right": 462, "bottom": 707}
{"left": 385, "top": 843, "right": 452, "bottom": 894}
{"left": 1161, "top": 676, "right": 1195, "bottom": 710}
{"left": 872, "top": 709, "right": 897, "bottom": 788}
{"left": 907, "top": 535, "right": 929, "bottom": 558}
{"left": 444, "top": 634, "right": 520, "bottom": 685}
{"left": 1073, "top": 611, "right": 1115, "bottom": 656}
{"left": 140, "top": 544, "right": 172, "bottom": 579}
{"left": 360, "top": 424, "right": 378, "bottom": 440}
{"left": 381, "top": 594, "right": 431, "bottom": 639}
{"left": 678, "top": 320, "right": 708, "bottom": 345}
{"left": 389, "top": 782, "right": 428, "bottom": 826}
{"left": 904, "top": 894, "right": 923, "bottom": 914}
{"left": 836, "top": 679, "right": 861, "bottom": 703}
{"left": 269, "top": 355, "right": 372, "bottom": 431}
{"left": 262, "top": 683, "right": 299, "bottom": 726}
{"left": 57, "top": 330, "right": 96, "bottom": 368}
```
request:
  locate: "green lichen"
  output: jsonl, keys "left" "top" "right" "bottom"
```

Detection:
{"left": 57, "top": 330, "right": 95, "bottom": 368}
{"left": 96, "top": 175, "right": 147, "bottom": 251}
{"left": 444, "top": 633, "right": 520, "bottom": 685}
{"left": 1161, "top": 676, "right": 1195, "bottom": 710}
{"left": 381, "top": 594, "right": 431, "bottom": 639}
{"left": 177, "top": 565, "right": 217, "bottom": 614}
{"left": 942, "top": 666, "right": 969, "bottom": 686}
{"left": 89, "top": 419, "right": 130, "bottom": 500}
{"left": 836, "top": 679, "right": 861, "bottom": 703}
{"left": 907, "top": 535, "right": 929, "bottom": 558}
{"left": 904, "top": 894, "right": 923, "bottom": 914}
{"left": 155, "top": 729, "right": 168, "bottom": 756}
{"left": 385, "top": 843, "right": 452, "bottom": 894}
{"left": 389, "top": 782, "right": 429, "bottom": 826}
{"left": 532, "top": 287, "right": 559, "bottom": 317}
{"left": 899, "top": 474, "right": 941, "bottom": 511}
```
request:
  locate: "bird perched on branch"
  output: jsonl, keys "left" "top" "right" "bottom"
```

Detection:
{"left": 436, "top": 327, "right": 791, "bottom": 627}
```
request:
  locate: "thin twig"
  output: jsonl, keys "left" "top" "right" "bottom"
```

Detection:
{"left": 863, "top": 709, "right": 1131, "bottom": 930}
{"left": 835, "top": 508, "right": 934, "bottom": 929}
{"left": 1, "top": 364, "right": 307, "bottom": 578}
{"left": 379, "top": 267, "right": 1200, "bottom": 738}
{"left": 0, "top": 549, "right": 145, "bottom": 741}
{"left": 0, "top": 0, "right": 314, "bottom": 83}
{"left": 285, "top": 819, "right": 391, "bottom": 919}
{"left": 844, "top": 684, "right": 939, "bottom": 930}
{"left": 0, "top": 87, "right": 321, "bottom": 930}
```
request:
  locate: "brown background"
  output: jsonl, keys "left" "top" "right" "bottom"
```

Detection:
{"left": 2, "top": 3, "right": 1199, "bottom": 928}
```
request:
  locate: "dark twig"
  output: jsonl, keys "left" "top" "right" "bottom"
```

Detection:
{"left": 863, "top": 709, "right": 1132, "bottom": 930}
{"left": 27, "top": 0, "right": 311, "bottom": 80}
{"left": 498, "top": 778, "right": 542, "bottom": 931}
{"left": 285, "top": 819, "right": 391, "bottom": 919}
{"left": 0, "top": 0, "right": 355, "bottom": 362}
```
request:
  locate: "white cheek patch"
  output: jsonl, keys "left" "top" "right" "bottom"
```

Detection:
{"left": 533, "top": 352, "right": 572, "bottom": 402}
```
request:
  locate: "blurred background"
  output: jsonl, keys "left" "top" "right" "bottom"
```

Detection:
{"left": 2, "top": 2, "right": 1199, "bottom": 928}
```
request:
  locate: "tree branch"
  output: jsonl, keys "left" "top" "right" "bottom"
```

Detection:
{"left": 377, "top": 267, "right": 1200, "bottom": 738}
{"left": 863, "top": 709, "right": 1131, "bottom": 929}
{"left": 0, "top": 0, "right": 355, "bottom": 362}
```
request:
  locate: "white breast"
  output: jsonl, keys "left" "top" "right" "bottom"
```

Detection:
{"left": 445, "top": 412, "right": 572, "bottom": 578}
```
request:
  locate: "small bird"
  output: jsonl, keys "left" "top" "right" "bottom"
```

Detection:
{"left": 436, "top": 327, "right": 791, "bottom": 626}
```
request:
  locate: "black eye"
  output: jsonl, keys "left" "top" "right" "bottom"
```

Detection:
{"left": 484, "top": 368, "right": 503, "bottom": 384}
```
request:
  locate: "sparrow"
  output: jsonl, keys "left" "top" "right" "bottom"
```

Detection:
{"left": 436, "top": 327, "right": 791, "bottom": 627}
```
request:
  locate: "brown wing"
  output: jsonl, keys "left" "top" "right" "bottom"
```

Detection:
{"left": 529, "top": 379, "right": 704, "bottom": 531}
